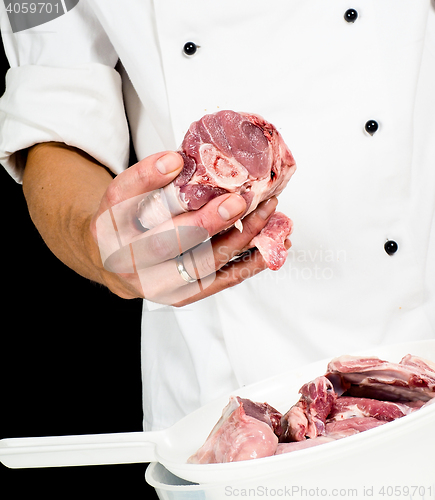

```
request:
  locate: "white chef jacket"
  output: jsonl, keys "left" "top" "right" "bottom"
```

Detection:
{"left": 1, "top": 1, "right": 435, "bottom": 431}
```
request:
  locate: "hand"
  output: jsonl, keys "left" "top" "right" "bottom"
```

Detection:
{"left": 90, "top": 151, "right": 281, "bottom": 305}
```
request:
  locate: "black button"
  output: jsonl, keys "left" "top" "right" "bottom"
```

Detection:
{"left": 384, "top": 240, "right": 398, "bottom": 255}
{"left": 344, "top": 9, "right": 358, "bottom": 23}
{"left": 365, "top": 120, "right": 379, "bottom": 135}
{"left": 183, "top": 42, "right": 198, "bottom": 56}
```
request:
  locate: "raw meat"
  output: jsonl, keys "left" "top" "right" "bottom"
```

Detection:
{"left": 249, "top": 211, "right": 293, "bottom": 270}
{"left": 326, "top": 354, "right": 435, "bottom": 402}
{"left": 400, "top": 353, "right": 435, "bottom": 372}
{"left": 277, "top": 417, "right": 387, "bottom": 455}
{"left": 275, "top": 436, "right": 335, "bottom": 455}
{"left": 280, "top": 376, "right": 337, "bottom": 442}
{"left": 325, "top": 417, "right": 387, "bottom": 438}
{"left": 327, "top": 397, "right": 418, "bottom": 422}
{"left": 188, "top": 353, "right": 435, "bottom": 463}
{"left": 188, "top": 396, "right": 280, "bottom": 464}
{"left": 237, "top": 397, "right": 283, "bottom": 438}
{"left": 136, "top": 110, "right": 296, "bottom": 270}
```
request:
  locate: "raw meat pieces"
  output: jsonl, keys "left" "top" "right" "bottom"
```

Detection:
{"left": 237, "top": 397, "right": 283, "bottom": 438}
{"left": 278, "top": 354, "right": 435, "bottom": 450}
{"left": 188, "top": 397, "right": 280, "bottom": 464}
{"left": 280, "top": 376, "right": 336, "bottom": 442}
{"left": 275, "top": 436, "right": 335, "bottom": 455}
{"left": 400, "top": 353, "right": 435, "bottom": 372}
{"left": 189, "top": 353, "right": 435, "bottom": 464}
{"left": 174, "top": 110, "right": 295, "bottom": 214}
{"left": 326, "top": 354, "right": 435, "bottom": 402}
{"left": 324, "top": 417, "right": 387, "bottom": 438}
{"left": 136, "top": 110, "right": 296, "bottom": 270}
{"left": 327, "top": 397, "right": 418, "bottom": 422}
{"left": 249, "top": 212, "right": 293, "bottom": 270}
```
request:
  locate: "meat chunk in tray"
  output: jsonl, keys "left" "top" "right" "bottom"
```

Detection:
{"left": 279, "top": 376, "right": 337, "bottom": 442}
{"left": 326, "top": 353, "right": 435, "bottom": 401}
{"left": 188, "top": 397, "right": 282, "bottom": 464}
{"left": 189, "top": 354, "right": 435, "bottom": 464}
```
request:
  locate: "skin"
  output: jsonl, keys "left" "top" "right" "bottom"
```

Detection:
{"left": 23, "top": 142, "right": 286, "bottom": 306}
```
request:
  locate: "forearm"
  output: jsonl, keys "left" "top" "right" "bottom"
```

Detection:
{"left": 23, "top": 142, "right": 114, "bottom": 290}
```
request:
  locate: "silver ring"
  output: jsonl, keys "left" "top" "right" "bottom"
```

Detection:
{"left": 176, "top": 254, "right": 197, "bottom": 283}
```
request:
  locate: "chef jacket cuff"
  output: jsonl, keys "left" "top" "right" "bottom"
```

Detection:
{"left": 0, "top": 63, "right": 130, "bottom": 183}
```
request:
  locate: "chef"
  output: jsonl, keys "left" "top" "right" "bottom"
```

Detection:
{"left": 1, "top": 1, "right": 435, "bottom": 433}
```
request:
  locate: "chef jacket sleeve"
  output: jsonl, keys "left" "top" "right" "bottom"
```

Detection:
{"left": 0, "top": 2, "right": 130, "bottom": 183}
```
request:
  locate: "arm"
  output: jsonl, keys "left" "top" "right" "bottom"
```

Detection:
{"left": 23, "top": 142, "right": 132, "bottom": 297}
{"left": 23, "top": 142, "right": 279, "bottom": 304}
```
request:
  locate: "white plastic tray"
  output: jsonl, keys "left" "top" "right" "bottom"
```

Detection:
{"left": 2, "top": 339, "right": 434, "bottom": 491}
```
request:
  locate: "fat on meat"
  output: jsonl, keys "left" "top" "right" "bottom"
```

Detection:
{"left": 327, "top": 397, "right": 419, "bottom": 422}
{"left": 325, "top": 417, "right": 387, "bottom": 438}
{"left": 136, "top": 110, "right": 296, "bottom": 270}
{"left": 275, "top": 436, "right": 335, "bottom": 455}
{"left": 188, "top": 396, "right": 281, "bottom": 464}
{"left": 400, "top": 353, "right": 435, "bottom": 372}
{"left": 326, "top": 354, "right": 435, "bottom": 402}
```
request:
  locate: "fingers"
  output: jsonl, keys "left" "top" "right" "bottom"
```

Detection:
{"left": 103, "top": 192, "right": 248, "bottom": 272}
{"left": 105, "top": 193, "right": 276, "bottom": 275}
{"left": 171, "top": 238, "right": 292, "bottom": 307}
{"left": 134, "top": 198, "right": 280, "bottom": 304}
{"left": 93, "top": 151, "right": 184, "bottom": 270}
{"left": 171, "top": 248, "right": 267, "bottom": 307}
{"left": 99, "top": 151, "right": 184, "bottom": 213}
{"left": 180, "top": 197, "right": 278, "bottom": 279}
{"left": 170, "top": 192, "right": 248, "bottom": 247}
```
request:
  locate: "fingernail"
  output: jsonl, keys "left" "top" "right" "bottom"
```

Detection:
{"left": 217, "top": 195, "right": 246, "bottom": 221}
{"left": 155, "top": 152, "right": 183, "bottom": 174}
{"left": 256, "top": 197, "right": 278, "bottom": 220}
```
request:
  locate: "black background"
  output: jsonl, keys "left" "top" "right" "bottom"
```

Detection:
{"left": 0, "top": 33, "right": 159, "bottom": 497}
